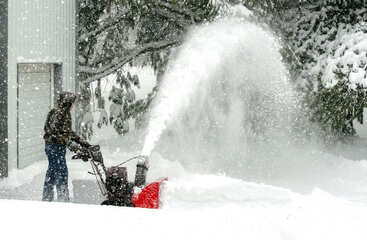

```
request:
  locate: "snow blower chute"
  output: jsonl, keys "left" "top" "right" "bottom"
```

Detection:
{"left": 72, "top": 145, "right": 167, "bottom": 208}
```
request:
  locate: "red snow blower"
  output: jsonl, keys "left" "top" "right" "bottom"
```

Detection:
{"left": 72, "top": 145, "right": 167, "bottom": 208}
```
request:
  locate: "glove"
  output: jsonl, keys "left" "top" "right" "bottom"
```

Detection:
{"left": 73, "top": 148, "right": 91, "bottom": 162}
{"left": 67, "top": 141, "right": 82, "bottom": 153}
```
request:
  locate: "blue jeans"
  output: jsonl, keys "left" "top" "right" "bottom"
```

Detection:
{"left": 42, "top": 144, "right": 70, "bottom": 202}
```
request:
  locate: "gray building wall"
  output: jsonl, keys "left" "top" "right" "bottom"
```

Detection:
{"left": 7, "top": 1, "right": 77, "bottom": 171}
{"left": 0, "top": 0, "right": 8, "bottom": 178}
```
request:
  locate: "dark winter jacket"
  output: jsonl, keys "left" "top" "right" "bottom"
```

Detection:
{"left": 43, "top": 92, "right": 89, "bottom": 152}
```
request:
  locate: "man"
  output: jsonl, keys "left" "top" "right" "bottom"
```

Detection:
{"left": 42, "top": 92, "right": 91, "bottom": 202}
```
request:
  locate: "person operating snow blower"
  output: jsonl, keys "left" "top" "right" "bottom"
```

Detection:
{"left": 42, "top": 92, "right": 91, "bottom": 202}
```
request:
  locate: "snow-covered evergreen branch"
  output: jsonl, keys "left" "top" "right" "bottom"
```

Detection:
{"left": 80, "top": 39, "right": 180, "bottom": 84}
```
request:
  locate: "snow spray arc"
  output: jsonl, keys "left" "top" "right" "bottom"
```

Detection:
{"left": 142, "top": 14, "right": 302, "bottom": 179}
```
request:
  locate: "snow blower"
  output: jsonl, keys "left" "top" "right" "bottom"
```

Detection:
{"left": 72, "top": 145, "right": 167, "bottom": 208}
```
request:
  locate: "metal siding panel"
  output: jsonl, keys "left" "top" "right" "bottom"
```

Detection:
{"left": 64, "top": 3, "right": 69, "bottom": 90}
{"left": 60, "top": 4, "right": 65, "bottom": 89}
{"left": 0, "top": 0, "right": 8, "bottom": 177}
{"left": 75, "top": 0, "right": 80, "bottom": 95}
{"left": 40, "top": 0, "right": 44, "bottom": 55}
{"left": 71, "top": 1, "right": 76, "bottom": 92}
{"left": 9, "top": 1, "right": 75, "bottom": 64}
{"left": 65, "top": 3, "right": 68, "bottom": 90}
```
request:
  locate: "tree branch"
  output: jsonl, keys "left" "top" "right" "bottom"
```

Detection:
{"left": 79, "top": 39, "right": 180, "bottom": 84}
{"left": 156, "top": 1, "right": 196, "bottom": 20}
{"left": 78, "top": 14, "right": 130, "bottom": 43}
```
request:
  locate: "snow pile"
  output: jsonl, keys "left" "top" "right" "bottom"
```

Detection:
{"left": 160, "top": 174, "right": 294, "bottom": 209}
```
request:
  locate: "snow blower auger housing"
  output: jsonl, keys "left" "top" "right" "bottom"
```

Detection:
{"left": 72, "top": 145, "right": 167, "bottom": 208}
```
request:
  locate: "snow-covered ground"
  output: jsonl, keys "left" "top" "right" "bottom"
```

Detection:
{"left": 2, "top": 130, "right": 367, "bottom": 240}
{"left": 2, "top": 118, "right": 367, "bottom": 240}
